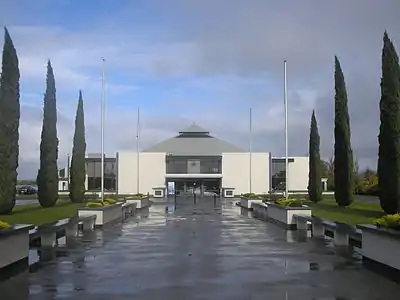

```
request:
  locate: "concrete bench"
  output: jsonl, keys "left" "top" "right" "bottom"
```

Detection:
{"left": 121, "top": 202, "right": 136, "bottom": 218}
{"left": 293, "top": 214, "right": 312, "bottom": 230}
{"left": 252, "top": 202, "right": 268, "bottom": 220}
{"left": 29, "top": 218, "right": 74, "bottom": 248}
{"left": 290, "top": 215, "right": 325, "bottom": 236}
{"left": 78, "top": 214, "right": 97, "bottom": 231}
{"left": 310, "top": 216, "right": 326, "bottom": 237}
{"left": 322, "top": 221, "right": 360, "bottom": 246}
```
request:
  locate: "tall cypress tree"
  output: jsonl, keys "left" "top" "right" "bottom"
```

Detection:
{"left": 37, "top": 61, "right": 59, "bottom": 207}
{"left": 334, "top": 56, "right": 355, "bottom": 207}
{"left": 69, "top": 90, "right": 86, "bottom": 203}
{"left": 308, "top": 110, "right": 322, "bottom": 203}
{"left": 0, "top": 27, "right": 20, "bottom": 214}
{"left": 378, "top": 31, "right": 400, "bottom": 214}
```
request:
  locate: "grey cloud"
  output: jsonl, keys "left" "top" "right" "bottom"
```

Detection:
{"left": 138, "top": 0, "right": 399, "bottom": 79}
{"left": 11, "top": 0, "right": 400, "bottom": 178}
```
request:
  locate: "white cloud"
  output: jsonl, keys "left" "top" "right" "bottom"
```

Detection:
{"left": 0, "top": 0, "right": 398, "bottom": 178}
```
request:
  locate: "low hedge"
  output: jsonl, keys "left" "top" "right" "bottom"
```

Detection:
{"left": 128, "top": 194, "right": 145, "bottom": 199}
{"left": 241, "top": 193, "right": 259, "bottom": 198}
{"left": 86, "top": 202, "right": 105, "bottom": 208}
{"left": 104, "top": 198, "right": 117, "bottom": 205}
{"left": 0, "top": 220, "right": 11, "bottom": 229}
{"left": 86, "top": 198, "right": 119, "bottom": 208}
{"left": 275, "top": 198, "right": 304, "bottom": 207}
{"left": 373, "top": 214, "right": 400, "bottom": 229}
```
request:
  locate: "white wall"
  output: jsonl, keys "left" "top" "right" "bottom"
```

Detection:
{"left": 222, "top": 152, "right": 270, "bottom": 195}
{"left": 58, "top": 179, "right": 68, "bottom": 191}
{"left": 117, "top": 151, "right": 166, "bottom": 195}
{"left": 288, "top": 157, "right": 309, "bottom": 191}
{"left": 251, "top": 153, "right": 271, "bottom": 194}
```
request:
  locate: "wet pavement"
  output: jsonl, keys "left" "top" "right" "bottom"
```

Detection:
{"left": 1, "top": 197, "right": 400, "bottom": 299}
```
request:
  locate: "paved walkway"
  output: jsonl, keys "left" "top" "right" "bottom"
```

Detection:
{"left": 1, "top": 197, "right": 400, "bottom": 299}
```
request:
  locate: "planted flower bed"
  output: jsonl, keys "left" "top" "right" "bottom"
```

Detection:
{"left": 125, "top": 194, "right": 151, "bottom": 209}
{"left": 0, "top": 220, "right": 35, "bottom": 277}
{"left": 357, "top": 214, "right": 400, "bottom": 279}
{"left": 77, "top": 199, "right": 123, "bottom": 227}
{"left": 239, "top": 193, "right": 263, "bottom": 210}
{"left": 266, "top": 198, "right": 312, "bottom": 229}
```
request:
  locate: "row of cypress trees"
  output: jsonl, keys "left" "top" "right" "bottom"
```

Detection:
{"left": 308, "top": 31, "right": 400, "bottom": 214}
{"left": 36, "top": 62, "right": 87, "bottom": 207}
{"left": 0, "top": 27, "right": 87, "bottom": 214}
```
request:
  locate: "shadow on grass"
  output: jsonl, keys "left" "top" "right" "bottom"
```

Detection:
{"left": 311, "top": 203, "right": 385, "bottom": 218}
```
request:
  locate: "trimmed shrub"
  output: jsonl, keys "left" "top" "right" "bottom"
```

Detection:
{"left": 86, "top": 202, "right": 104, "bottom": 208}
{"left": 104, "top": 198, "right": 117, "bottom": 205}
{"left": 373, "top": 214, "right": 400, "bottom": 229}
{"left": 241, "top": 193, "right": 259, "bottom": 198}
{"left": 275, "top": 198, "right": 303, "bottom": 207}
{"left": 129, "top": 195, "right": 145, "bottom": 199}
{"left": 0, "top": 220, "right": 11, "bottom": 229}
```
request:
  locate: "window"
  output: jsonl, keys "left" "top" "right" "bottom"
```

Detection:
{"left": 155, "top": 190, "right": 162, "bottom": 196}
{"left": 86, "top": 161, "right": 95, "bottom": 177}
{"left": 94, "top": 161, "right": 102, "bottom": 177}
{"left": 166, "top": 156, "right": 222, "bottom": 174}
{"left": 104, "top": 161, "right": 116, "bottom": 177}
{"left": 271, "top": 158, "right": 294, "bottom": 191}
{"left": 226, "top": 190, "right": 233, "bottom": 196}
{"left": 86, "top": 158, "right": 117, "bottom": 191}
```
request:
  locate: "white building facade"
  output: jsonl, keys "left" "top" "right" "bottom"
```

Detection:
{"left": 116, "top": 124, "right": 310, "bottom": 196}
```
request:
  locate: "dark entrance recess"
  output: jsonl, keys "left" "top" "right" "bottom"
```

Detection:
{"left": 167, "top": 178, "right": 222, "bottom": 196}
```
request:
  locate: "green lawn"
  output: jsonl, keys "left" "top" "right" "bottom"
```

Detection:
{"left": 309, "top": 200, "right": 384, "bottom": 226}
{"left": 16, "top": 194, "right": 70, "bottom": 200}
{"left": 0, "top": 201, "right": 85, "bottom": 225}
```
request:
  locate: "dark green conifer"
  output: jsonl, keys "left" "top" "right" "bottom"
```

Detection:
{"left": 378, "top": 31, "right": 400, "bottom": 214}
{"left": 37, "top": 61, "right": 59, "bottom": 207}
{"left": 0, "top": 27, "right": 20, "bottom": 214}
{"left": 308, "top": 110, "right": 322, "bottom": 203}
{"left": 69, "top": 91, "right": 86, "bottom": 203}
{"left": 334, "top": 56, "right": 355, "bottom": 207}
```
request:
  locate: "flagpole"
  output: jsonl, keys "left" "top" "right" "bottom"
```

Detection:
{"left": 136, "top": 107, "right": 140, "bottom": 194}
{"left": 249, "top": 107, "right": 252, "bottom": 193}
{"left": 284, "top": 60, "right": 289, "bottom": 200}
{"left": 100, "top": 58, "right": 105, "bottom": 203}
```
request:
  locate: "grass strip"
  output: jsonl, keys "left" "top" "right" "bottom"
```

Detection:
{"left": 0, "top": 201, "right": 85, "bottom": 225}
{"left": 309, "top": 200, "right": 384, "bottom": 226}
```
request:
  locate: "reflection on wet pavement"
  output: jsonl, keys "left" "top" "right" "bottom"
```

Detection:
{"left": 1, "top": 197, "right": 400, "bottom": 299}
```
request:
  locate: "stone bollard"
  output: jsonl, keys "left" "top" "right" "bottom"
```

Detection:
{"left": 41, "top": 231, "right": 56, "bottom": 248}
{"left": 312, "top": 222, "right": 325, "bottom": 237}
{"left": 65, "top": 222, "right": 78, "bottom": 238}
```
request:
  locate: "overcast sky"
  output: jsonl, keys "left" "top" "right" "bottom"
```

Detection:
{"left": 1, "top": 0, "right": 400, "bottom": 179}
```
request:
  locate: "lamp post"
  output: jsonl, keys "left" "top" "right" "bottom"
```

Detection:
{"left": 100, "top": 58, "right": 106, "bottom": 203}
{"left": 249, "top": 107, "right": 252, "bottom": 194}
{"left": 136, "top": 107, "right": 140, "bottom": 194}
{"left": 284, "top": 60, "right": 289, "bottom": 200}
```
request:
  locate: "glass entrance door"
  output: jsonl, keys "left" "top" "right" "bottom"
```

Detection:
{"left": 184, "top": 179, "right": 201, "bottom": 194}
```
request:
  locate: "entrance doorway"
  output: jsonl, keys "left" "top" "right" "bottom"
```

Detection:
{"left": 166, "top": 178, "right": 222, "bottom": 196}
